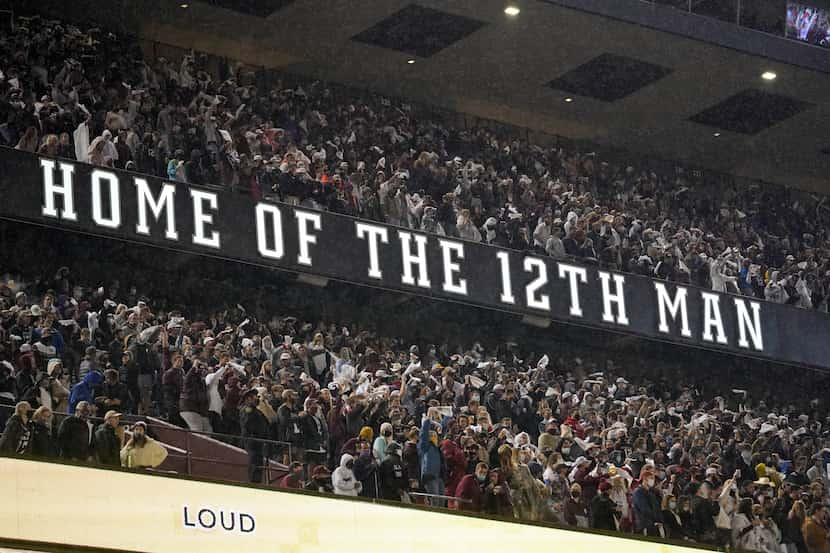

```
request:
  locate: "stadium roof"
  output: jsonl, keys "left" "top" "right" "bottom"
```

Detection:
{"left": 40, "top": 0, "right": 830, "bottom": 193}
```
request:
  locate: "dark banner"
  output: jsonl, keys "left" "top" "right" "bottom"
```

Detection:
{"left": 0, "top": 148, "right": 827, "bottom": 370}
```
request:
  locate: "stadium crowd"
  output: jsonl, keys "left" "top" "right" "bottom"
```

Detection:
{"left": 1, "top": 16, "right": 830, "bottom": 310}
{"left": 1, "top": 271, "right": 830, "bottom": 553}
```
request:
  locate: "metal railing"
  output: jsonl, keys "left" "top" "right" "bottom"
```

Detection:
{"left": 1, "top": 405, "right": 295, "bottom": 485}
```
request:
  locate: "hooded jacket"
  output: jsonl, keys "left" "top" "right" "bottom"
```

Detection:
{"left": 332, "top": 453, "right": 362, "bottom": 496}
{"left": 69, "top": 370, "right": 103, "bottom": 413}
{"left": 441, "top": 439, "right": 467, "bottom": 497}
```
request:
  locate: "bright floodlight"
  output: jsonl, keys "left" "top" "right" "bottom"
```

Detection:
{"left": 761, "top": 71, "right": 777, "bottom": 81}
{"left": 504, "top": 6, "right": 520, "bottom": 16}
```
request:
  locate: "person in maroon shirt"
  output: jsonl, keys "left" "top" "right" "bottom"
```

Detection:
{"left": 278, "top": 462, "right": 305, "bottom": 489}
{"left": 455, "top": 462, "right": 490, "bottom": 513}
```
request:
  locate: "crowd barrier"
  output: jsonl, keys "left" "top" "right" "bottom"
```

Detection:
{"left": 0, "top": 456, "right": 719, "bottom": 553}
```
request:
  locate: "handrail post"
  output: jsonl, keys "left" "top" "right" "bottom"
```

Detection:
{"left": 264, "top": 438, "right": 270, "bottom": 486}
{"left": 185, "top": 427, "right": 192, "bottom": 476}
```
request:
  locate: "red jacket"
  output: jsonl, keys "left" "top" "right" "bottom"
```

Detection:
{"left": 278, "top": 473, "right": 303, "bottom": 489}
{"left": 441, "top": 439, "right": 467, "bottom": 497}
{"left": 455, "top": 474, "right": 484, "bottom": 512}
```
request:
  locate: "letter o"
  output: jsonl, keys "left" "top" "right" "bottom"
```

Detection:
{"left": 198, "top": 508, "right": 216, "bottom": 529}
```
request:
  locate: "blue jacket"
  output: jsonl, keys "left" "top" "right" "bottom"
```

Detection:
{"left": 417, "top": 417, "right": 443, "bottom": 480}
{"left": 69, "top": 370, "right": 103, "bottom": 413}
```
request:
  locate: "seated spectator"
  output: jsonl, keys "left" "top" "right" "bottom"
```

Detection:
{"left": 277, "top": 462, "right": 305, "bottom": 489}
{"left": 333, "top": 453, "right": 362, "bottom": 496}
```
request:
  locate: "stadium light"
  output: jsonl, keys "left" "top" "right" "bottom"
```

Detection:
{"left": 564, "top": 97, "right": 574, "bottom": 103}
{"left": 761, "top": 71, "right": 777, "bottom": 81}
{"left": 180, "top": 3, "right": 189, "bottom": 7}
{"left": 407, "top": 59, "right": 416, "bottom": 65}
{"left": 713, "top": 132, "right": 721, "bottom": 137}
{"left": 504, "top": 6, "right": 520, "bottom": 16}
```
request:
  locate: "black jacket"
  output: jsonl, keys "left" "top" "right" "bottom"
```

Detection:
{"left": 353, "top": 451, "right": 379, "bottom": 498}
{"left": 30, "top": 421, "right": 59, "bottom": 458}
{"left": 95, "top": 381, "right": 133, "bottom": 415}
{"left": 94, "top": 423, "right": 122, "bottom": 466}
{"left": 300, "top": 412, "right": 326, "bottom": 452}
{"left": 0, "top": 414, "right": 30, "bottom": 454}
{"left": 689, "top": 496, "right": 720, "bottom": 541}
{"left": 661, "top": 509, "right": 686, "bottom": 540}
{"left": 591, "top": 492, "right": 619, "bottom": 531}
{"left": 277, "top": 403, "right": 303, "bottom": 445}
{"left": 240, "top": 405, "right": 270, "bottom": 454}
{"left": 379, "top": 453, "right": 408, "bottom": 501}
{"left": 58, "top": 415, "right": 94, "bottom": 460}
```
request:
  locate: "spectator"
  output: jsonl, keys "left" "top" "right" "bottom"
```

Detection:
{"left": 120, "top": 421, "right": 168, "bottom": 469}
{"left": 93, "top": 410, "right": 123, "bottom": 466}
{"left": 57, "top": 400, "right": 94, "bottom": 462}
{"left": 661, "top": 494, "right": 686, "bottom": 540}
{"left": 783, "top": 499, "right": 808, "bottom": 553}
{"left": 378, "top": 441, "right": 408, "bottom": 501}
{"left": 332, "top": 453, "right": 362, "bottom": 496}
{"left": 418, "top": 411, "right": 446, "bottom": 506}
{"left": 68, "top": 368, "right": 103, "bottom": 414}
{"left": 564, "top": 482, "right": 590, "bottom": 528}
{"left": 689, "top": 481, "right": 720, "bottom": 543}
{"left": 29, "top": 406, "right": 58, "bottom": 458}
{"left": 305, "top": 466, "right": 334, "bottom": 494}
{"left": 0, "top": 401, "right": 32, "bottom": 454}
{"left": 46, "top": 359, "right": 70, "bottom": 414}
{"left": 373, "top": 421, "right": 394, "bottom": 463}
{"left": 94, "top": 368, "right": 132, "bottom": 415}
{"left": 456, "top": 462, "right": 489, "bottom": 512}
{"left": 278, "top": 461, "right": 305, "bottom": 489}
{"left": 591, "top": 480, "right": 619, "bottom": 531}
{"left": 179, "top": 361, "right": 211, "bottom": 433}
{"left": 300, "top": 398, "right": 328, "bottom": 473}
{"left": 240, "top": 388, "right": 270, "bottom": 484}
{"left": 162, "top": 353, "right": 185, "bottom": 426}
{"left": 632, "top": 469, "right": 663, "bottom": 536}
{"left": 802, "top": 503, "right": 830, "bottom": 553}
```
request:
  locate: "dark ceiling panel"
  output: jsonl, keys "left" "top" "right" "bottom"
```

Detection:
{"left": 351, "top": 4, "right": 486, "bottom": 58}
{"left": 547, "top": 53, "right": 672, "bottom": 102}
{"left": 689, "top": 89, "right": 812, "bottom": 134}
{"left": 198, "top": 0, "right": 294, "bottom": 18}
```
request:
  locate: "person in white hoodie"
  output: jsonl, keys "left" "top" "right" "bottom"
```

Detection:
{"left": 333, "top": 453, "right": 362, "bottom": 496}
